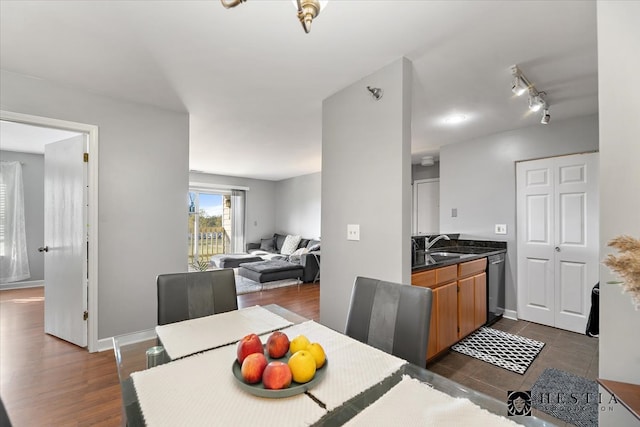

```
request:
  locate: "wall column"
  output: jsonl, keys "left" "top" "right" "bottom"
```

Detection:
{"left": 320, "top": 58, "right": 412, "bottom": 332}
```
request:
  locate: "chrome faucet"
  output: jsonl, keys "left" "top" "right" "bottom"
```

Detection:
{"left": 425, "top": 234, "right": 450, "bottom": 250}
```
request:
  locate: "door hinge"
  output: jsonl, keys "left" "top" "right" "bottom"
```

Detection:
{"left": 83, "top": 310, "right": 88, "bottom": 321}
{"left": 83, "top": 153, "right": 89, "bottom": 162}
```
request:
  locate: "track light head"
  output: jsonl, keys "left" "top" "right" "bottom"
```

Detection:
{"left": 510, "top": 65, "right": 528, "bottom": 96}
{"left": 541, "top": 108, "right": 551, "bottom": 125}
{"left": 512, "top": 76, "right": 527, "bottom": 96}
{"left": 528, "top": 91, "right": 546, "bottom": 112}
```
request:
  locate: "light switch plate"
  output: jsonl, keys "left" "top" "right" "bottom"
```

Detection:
{"left": 495, "top": 224, "right": 507, "bottom": 234}
{"left": 347, "top": 224, "right": 360, "bottom": 241}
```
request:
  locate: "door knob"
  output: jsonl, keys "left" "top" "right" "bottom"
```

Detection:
{"left": 555, "top": 246, "right": 560, "bottom": 252}
{"left": 38, "top": 246, "right": 49, "bottom": 253}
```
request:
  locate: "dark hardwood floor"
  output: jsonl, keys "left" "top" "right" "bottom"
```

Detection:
{"left": 0, "top": 283, "right": 596, "bottom": 426}
{"left": 0, "top": 284, "right": 320, "bottom": 426}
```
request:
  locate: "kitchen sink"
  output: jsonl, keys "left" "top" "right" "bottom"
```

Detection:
{"left": 426, "top": 251, "right": 474, "bottom": 258}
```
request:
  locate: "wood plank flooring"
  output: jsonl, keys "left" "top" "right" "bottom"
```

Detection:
{"left": 0, "top": 283, "right": 597, "bottom": 426}
{"left": 0, "top": 284, "right": 319, "bottom": 426}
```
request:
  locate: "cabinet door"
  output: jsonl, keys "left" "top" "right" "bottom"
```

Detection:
{"left": 436, "top": 282, "right": 459, "bottom": 352}
{"left": 458, "top": 277, "right": 475, "bottom": 339}
{"left": 474, "top": 272, "right": 487, "bottom": 329}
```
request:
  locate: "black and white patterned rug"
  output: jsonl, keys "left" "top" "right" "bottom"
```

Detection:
{"left": 532, "top": 368, "right": 598, "bottom": 427}
{"left": 451, "top": 327, "right": 545, "bottom": 374}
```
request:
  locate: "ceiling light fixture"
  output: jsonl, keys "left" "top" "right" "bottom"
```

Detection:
{"left": 367, "top": 86, "right": 383, "bottom": 101}
{"left": 510, "top": 64, "right": 551, "bottom": 125}
{"left": 421, "top": 156, "right": 435, "bottom": 167}
{"left": 220, "top": 0, "right": 327, "bottom": 34}
{"left": 444, "top": 114, "right": 467, "bottom": 125}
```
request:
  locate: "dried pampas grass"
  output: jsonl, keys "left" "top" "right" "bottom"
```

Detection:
{"left": 603, "top": 235, "right": 640, "bottom": 310}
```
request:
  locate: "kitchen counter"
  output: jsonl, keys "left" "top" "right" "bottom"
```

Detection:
{"left": 411, "top": 241, "right": 506, "bottom": 272}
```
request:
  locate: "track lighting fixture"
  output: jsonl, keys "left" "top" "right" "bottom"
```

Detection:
{"left": 367, "top": 86, "right": 383, "bottom": 100}
{"left": 220, "top": 0, "right": 327, "bottom": 34}
{"left": 510, "top": 64, "right": 551, "bottom": 125}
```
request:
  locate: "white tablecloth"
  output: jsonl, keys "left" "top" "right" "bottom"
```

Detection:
{"left": 276, "top": 321, "right": 406, "bottom": 411}
{"left": 156, "top": 305, "right": 293, "bottom": 359}
{"left": 343, "top": 375, "right": 523, "bottom": 427}
{"left": 132, "top": 344, "right": 326, "bottom": 427}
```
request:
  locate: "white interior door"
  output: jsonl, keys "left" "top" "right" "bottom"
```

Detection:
{"left": 517, "top": 153, "right": 599, "bottom": 333}
{"left": 553, "top": 154, "right": 599, "bottom": 332}
{"left": 413, "top": 179, "right": 439, "bottom": 234}
{"left": 44, "top": 135, "right": 88, "bottom": 347}
{"left": 516, "top": 160, "right": 555, "bottom": 326}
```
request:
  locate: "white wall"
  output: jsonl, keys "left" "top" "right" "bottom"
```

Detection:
{"left": 320, "top": 58, "right": 412, "bottom": 332}
{"left": 275, "top": 172, "right": 321, "bottom": 239}
{"left": 1, "top": 70, "right": 189, "bottom": 339}
{"left": 412, "top": 161, "right": 439, "bottom": 181}
{"left": 597, "top": 2, "right": 640, "bottom": 425}
{"left": 440, "top": 114, "right": 599, "bottom": 313}
{"left": 0, "top": 150, "right": 44, "bottom": 284}
{"left": 189, "top": 171, "right": 277, "bottom": 245}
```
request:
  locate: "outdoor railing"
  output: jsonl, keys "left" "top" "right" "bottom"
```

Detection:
{"left": 188, "top": 226, "right": 227, "bottom": 264}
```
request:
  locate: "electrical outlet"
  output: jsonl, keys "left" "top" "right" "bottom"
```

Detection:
{"left": 495, "top": 224, "right": 507, "bottom": 234}
{"left": 451, "top": 208, "right": 458, "bottom": 218}
{"left": 347, "top": 224, "right": 360, "bottom": 241}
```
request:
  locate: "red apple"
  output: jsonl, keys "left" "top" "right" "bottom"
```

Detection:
{"left": 237, "top": 333, "right": 263, "bottom": 364}
{"left": 241, "top": 353, "right": 268, "bottom": 384}
{"left": 266, "top": 331, "right": 290, "bottom": 359}
{"left": 262, "top": 361, "right": 292, "bottom": 390}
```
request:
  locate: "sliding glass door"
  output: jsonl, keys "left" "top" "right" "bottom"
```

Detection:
{"left": 187, "top": 188, "right": 246, "bottom": 269}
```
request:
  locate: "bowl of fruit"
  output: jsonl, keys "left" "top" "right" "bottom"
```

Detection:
{"left": 232, "top": 331, "right": 327, "bottom": 398}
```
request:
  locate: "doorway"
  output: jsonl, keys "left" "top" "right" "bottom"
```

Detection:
{"left": 516, "top": 152, "right": 599, "bottom": 334}
{"left": 413, "top": 179, "right": 440, "bottom": 234}
{"left": 0, "top": 110, "right": 99, "bottom": 351}
{"left": 188, "top": 190, "right": 231, "bottom": 269}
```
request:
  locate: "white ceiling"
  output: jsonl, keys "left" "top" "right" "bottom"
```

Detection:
{"left": 0, "top": 1, "right": 598, "bottom": 180}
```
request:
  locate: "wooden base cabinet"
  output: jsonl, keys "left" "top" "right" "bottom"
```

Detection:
{"left": 458, "top": 272, "right": 487, "bottom": 339}
{"left": 412, "top": 257, "right": 489, "bottom": 363}
{"left": 431, "top": 282, "right": 458, "bottom": 359}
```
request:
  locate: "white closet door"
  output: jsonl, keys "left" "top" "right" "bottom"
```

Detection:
{"left": 517, "top": 152, "right": 599, "bottom": 333}
{"left": 553, "top": 154, "right": 599, "bottom": 332}
{"left": 516, "top": 160, "right": 556, "bottom": 327}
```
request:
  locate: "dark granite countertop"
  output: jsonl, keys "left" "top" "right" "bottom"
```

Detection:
{"left": 411, "top": 239, "right": 507, "bottom": 273}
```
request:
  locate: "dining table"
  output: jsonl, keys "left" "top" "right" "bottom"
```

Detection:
{"left": 112, "top": 304, "right": 554, "bottom": 426}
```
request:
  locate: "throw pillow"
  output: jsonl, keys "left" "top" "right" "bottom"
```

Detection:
{"left": 280, "top": 235, "right": 302, "bottom": 255}
{"left": 308, "top": 243, "right": 320, "bottom": 252}
{"left": 289, "top": 247, "right": 309, "bottom": 263}
{"left": 259, "top": 238, "right": 275, "bottom": 252}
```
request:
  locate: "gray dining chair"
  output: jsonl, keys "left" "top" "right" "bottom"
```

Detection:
{"left": 157, "top": 269, "right": 238, "bottom": 325}
{"left": 345, "top": 276, "right": 433, "bottom": 367}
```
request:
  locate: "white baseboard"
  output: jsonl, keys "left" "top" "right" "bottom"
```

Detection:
{"left": 503, "top": 309, "right": 518, "bottom": 320}
{"left": 97, "top": 329, "right": 157, "bottom": 353}
{"left": 0, "top": 280, "right": 44, "bottom": 290}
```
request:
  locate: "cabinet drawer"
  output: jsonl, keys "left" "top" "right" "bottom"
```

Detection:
{"left": 412, "top": 269, "right": 436, "bottom": 288}
{"left": 458, "top": 258, "right": 487, "bottom": 278}
{"left": 435, "top": 265, "right": 457, "bottom": 285}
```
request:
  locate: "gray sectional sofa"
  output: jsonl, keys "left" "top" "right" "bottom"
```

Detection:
{"left": 243, "top": 233, "right": 320, "bottom": 283}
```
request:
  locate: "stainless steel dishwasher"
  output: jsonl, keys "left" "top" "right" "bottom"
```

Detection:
{"left": 486, "top": 253, "right": 505, "bottom": 326}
